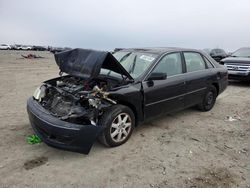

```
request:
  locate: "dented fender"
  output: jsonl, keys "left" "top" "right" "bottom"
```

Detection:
{"left": 108, "top": 82, "right": 144, "bottom": 123}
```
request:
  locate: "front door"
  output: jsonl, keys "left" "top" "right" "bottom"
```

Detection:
{"left": 143, "top": 52, "right": 186, "bottom": 118}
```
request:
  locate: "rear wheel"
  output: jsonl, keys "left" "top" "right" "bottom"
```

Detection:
{"left": 98, "top": 105, "right": 135, "bottom": 147}
{"left": 198, "top": 85, "right": 217, "bottom": 111}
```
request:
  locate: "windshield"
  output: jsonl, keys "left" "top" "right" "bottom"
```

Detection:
{"left": 232, "top": 48, "right": 250, "bottom": 57}
{"left": 101, "top": 51, "right": 157, "bottom": 79}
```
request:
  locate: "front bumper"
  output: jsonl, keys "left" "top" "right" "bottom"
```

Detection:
{"left": 27, "top": 97, "right": 104, "bottom": 154}
{"left": 228, "top": 71, "right": 250, "bottom": 81}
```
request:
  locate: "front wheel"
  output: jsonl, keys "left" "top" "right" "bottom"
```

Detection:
{"left": 98, "top": 105, "right": 135, "bottom": 147}
{"left": 198, "top": 85, "right": 217, "bottom": 111}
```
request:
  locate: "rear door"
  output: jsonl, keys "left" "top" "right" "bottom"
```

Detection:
{"left": 143, "top": 52, "right": 186, "bottom": 118}
{"left": 182, "top": 52, "right": 212, "bottom": 107}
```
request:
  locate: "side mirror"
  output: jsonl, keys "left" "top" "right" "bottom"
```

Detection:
{"left": 148, "top": 72, "right": 167, "bottom": 81}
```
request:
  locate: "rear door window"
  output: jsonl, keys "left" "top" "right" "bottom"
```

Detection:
{"left": 204, "top": 57, "right": 214, "bottom": 68}
{"left": 184, "top": 52, "right": 206, "bottom": 72}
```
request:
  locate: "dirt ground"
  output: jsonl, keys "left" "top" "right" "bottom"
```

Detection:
{"left": 0, "top": 50, "right": 249, "bottom": 188}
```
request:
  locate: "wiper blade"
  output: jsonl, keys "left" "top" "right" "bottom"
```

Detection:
{"left": 128, "top": 55, "right": 137, "bottom": 74}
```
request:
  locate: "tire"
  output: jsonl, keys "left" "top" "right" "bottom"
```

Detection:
{"left": 98, "top": 105, "right": 135, "bottom": 147}
{"left": 198, "top": 85, "right": 217, "bottom": 112}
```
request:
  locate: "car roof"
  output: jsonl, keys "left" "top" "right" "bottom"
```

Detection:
{"left": 116, "top": 47, "right": 202, "bottom": 55}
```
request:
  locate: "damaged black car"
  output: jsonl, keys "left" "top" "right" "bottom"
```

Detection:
{"left": 27, "top": 48, "right": 228, "bottom": 154}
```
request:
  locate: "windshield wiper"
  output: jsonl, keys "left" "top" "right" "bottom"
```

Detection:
{"left": 128, "top": 55, "right": 137, "bottom": 74}
{"left": 120, "top": 52, "right": 132, "bottom": 62}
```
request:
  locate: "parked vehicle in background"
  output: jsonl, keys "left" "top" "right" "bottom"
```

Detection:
{"left": 12, "top": 44, "right": 21, "bottom": 50}
{"left": 50, "top": 47, "right": 72, "bottom": 53}
{"left": 12, "top": 44, "right": 32, "bottom": 50}
{"left": 27, "top": 47, "right": 228, "bottom": 154}
{"left": 221, "top": 47, "right": 250, "bottom": 81}
{"left": 20, "top": 45, "right": 32, "bottom": 50}
{"left": 203, "top": 48, "right": 228, "bottom": 62}
{"left": 33, "top": 46, "right": 47, "bottom": 51}
{"left": 0, "top": 44, "right": 11, "bottom": 50}
{"left": 22, "top": 45, "right": 33, "bottom": 50}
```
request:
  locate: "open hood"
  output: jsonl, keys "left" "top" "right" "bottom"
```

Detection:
{"left": 54, "top": 48, "right": 133, "bottom": 80}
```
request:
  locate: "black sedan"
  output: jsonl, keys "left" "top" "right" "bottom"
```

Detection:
{"left": 221, "top": 47, "right": 250, "bottom": 81}
{"left": 27, "top": 48, "right": 228, "bottom": 154}
{"left": 203, "top": 48, "right": 228, "bottom": 62}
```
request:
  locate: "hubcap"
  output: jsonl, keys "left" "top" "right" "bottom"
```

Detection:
{"left": 206, "top": 92, "right": 214, "bottom": 105}
{"left": 110, "top": 113, "right": 132, "bottom": 143}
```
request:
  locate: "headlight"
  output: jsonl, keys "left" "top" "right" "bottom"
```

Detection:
{"left": 33, "top": 85, "right": 46, "bottom": 102}
{"left": 88, "top": 98, "right": 101, "bottom": 108}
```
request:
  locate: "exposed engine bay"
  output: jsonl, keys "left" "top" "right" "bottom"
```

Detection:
{"left": 35, "top": 75, "right": 125, "bottom": 125}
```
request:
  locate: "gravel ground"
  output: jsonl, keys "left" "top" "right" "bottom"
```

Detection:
{"left": 0, "top": 50, "right": 249, "bottom": 188}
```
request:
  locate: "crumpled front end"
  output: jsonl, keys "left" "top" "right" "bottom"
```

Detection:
{"left": 27, "top": 74, "right": 125, "bottom": 154}
{"left": 27, "top": 97, "right": 104, "bottom": 154}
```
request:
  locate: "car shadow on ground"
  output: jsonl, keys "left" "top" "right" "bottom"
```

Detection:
{"left": 135, "top": 108, "right": 196, "bottom": 130}
{"left": 91, "top": 108, "right": 196, "bottom": 152}
{"left": 229, "top": 80, "right": 250, "bottom": 87}
{"left": 27, "top": 107, "right": 204, "bottom": 157}
{"left": 48, "top": 107, "right": 199, "bottom": 156}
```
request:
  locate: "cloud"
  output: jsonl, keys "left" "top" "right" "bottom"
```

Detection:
{"left": 0, "top": 0, "right": 250, "bottom": 51}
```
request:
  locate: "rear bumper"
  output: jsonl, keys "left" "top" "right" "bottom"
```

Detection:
{"left": 27, "top": 97, "right": 104, "bottom": 154}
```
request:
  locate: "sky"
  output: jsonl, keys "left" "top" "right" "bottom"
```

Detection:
{"left": 0, "top": 0, "right": 250, "bottom": 51}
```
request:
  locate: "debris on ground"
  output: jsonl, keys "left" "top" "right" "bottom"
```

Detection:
{"left": 21, "top": 54, "right": 44, "bottom": 59}
{"left": 140, "top": 133, "right": 145, "bottom": 137}
{"left": 162, "top": 166, "right": 166, "bottom": 175}
{"left": 238, "top": 148, "right": 248, "bottom": 154}
{"left": 26, "top": 134, "right": 42, "bottom": 144}
{"left": 186, "top": 167, "right": 236, "bottom": 188}
{"left": 24, "top": 156, "right": 48, "bottom": 170}
{"left": 224, "top": 144, "right": 233, "bottom": 149}
{"left": 150, "top": 183, "right": 155, "bottom": 187}
{"left": 190, "top": 137, "right": 200, "bottom": 142}
{"left": 225, "top": 115, "right": 241, "bottom": 122}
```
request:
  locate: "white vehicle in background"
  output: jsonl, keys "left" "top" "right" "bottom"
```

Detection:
{"left": 19, "top": 45, "right": 32, "bottom": 50}
{"left": 0, "top": 44, "right": 11, "bottom": 50}
{"left": 12, "top": 44, "right": 32, "bottom": 50}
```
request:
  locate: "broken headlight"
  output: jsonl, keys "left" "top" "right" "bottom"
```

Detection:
{"left": 88, "top": 98, "right": 101, "bottom": 108}
{"left": 33, "top": 85, "right": 46, "bottom": 102}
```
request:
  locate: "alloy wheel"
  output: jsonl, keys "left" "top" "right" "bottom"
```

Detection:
{"left": 206, "top": 91, "right": 214, "bottom": 106}
{"left": 110, "top": 113, "right": 132, "bottom": 143}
